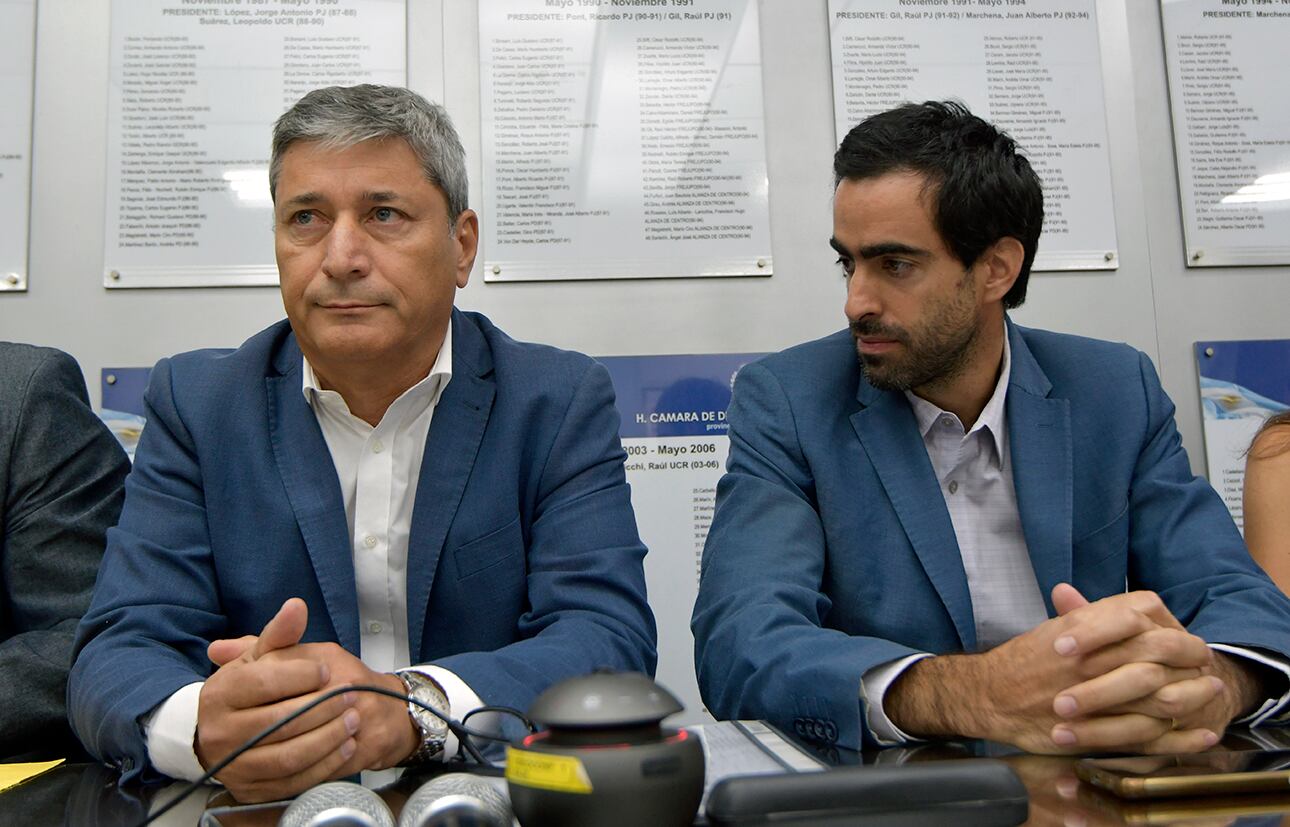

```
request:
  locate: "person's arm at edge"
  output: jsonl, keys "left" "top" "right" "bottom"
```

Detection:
{"left": 0, "top": 349, "right": 129, "bottom": 757}
{"left": 1243, "top": 424, "right": 1290, "bottom": 595}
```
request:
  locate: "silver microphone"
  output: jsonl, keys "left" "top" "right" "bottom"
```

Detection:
{"left": 397, "top": 773, "right": 512, "bottom": 827}
{"left": 279, "top": 781, "right": 396, "bottom": 827}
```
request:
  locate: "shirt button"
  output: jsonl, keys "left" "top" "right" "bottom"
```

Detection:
{"left": 948, "top": 480, "right": 959, "bottom": 494}
{"left": 371, "top": 439, "right": 384, "bottom": 453}
{"left": 364, "top": 535, "right": 378, "bottom": 549}
{"left": 369, "top": 621, "right": 383, "bottom": 634}
{"left": 941, "top": 416, "right": 955, "bottom": 428}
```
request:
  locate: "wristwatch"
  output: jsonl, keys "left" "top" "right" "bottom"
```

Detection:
{"left": 396, "top": 668, "right": 450, "bottom": 764}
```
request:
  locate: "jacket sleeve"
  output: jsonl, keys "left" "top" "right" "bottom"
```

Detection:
{"left": 431, "top": 361, "right": 658, "bottom": 717}
{"left": 691, "top": 361, "right": 922, "bottom": 751}
{"left": 1, "top": 349, "right": 129, "bottom": 759}
{"left": 68, "top": 358, "right": 223, "bottom": 782}
{"left": 1127, "top": 352, "right": 1290, "bottom": 714}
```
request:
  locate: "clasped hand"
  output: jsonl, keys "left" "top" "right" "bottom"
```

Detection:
{"left": 194, "top": 598, "right": 418, "bottom": 802}
{"left": 980, "top": 584, "right": 1246, "bottom": 755}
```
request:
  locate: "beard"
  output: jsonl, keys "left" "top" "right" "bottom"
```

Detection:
{"left": 851, "top": 275, "right": 980, "bottom": 393}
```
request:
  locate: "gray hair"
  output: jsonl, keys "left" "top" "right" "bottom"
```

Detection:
{"left": 270, "top": 84, "right": 469, "bottom": 219}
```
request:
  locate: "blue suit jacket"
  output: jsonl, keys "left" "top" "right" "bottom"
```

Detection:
{"left": 692, "top": 321, "right": 1290, "bottom": 751}
{"left": 70, "top": 310, "right": 657, "bottom": 781}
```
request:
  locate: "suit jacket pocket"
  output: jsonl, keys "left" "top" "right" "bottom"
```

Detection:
{"left": 452, "top": 516, "right": 523, "bottom": 579}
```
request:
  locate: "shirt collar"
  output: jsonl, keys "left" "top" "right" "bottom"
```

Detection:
{"left": 301, "top": 323, "right": 454, "bottom": 421}
{"left": 905, "top": 322, "right": 1012, "bottom": 468}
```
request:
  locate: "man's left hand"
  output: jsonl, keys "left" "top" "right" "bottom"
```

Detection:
{"left": 1049, "top": 585, "right": 1271, "bottom": 752}
{"left": 210, "top": 637, "right": 419, "bottom": 773}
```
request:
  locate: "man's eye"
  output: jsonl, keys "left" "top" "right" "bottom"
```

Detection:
{"left": 374, "top": 207, "right": 398, "bottom": 222}
{"left": 293, "top": 211, "right": 315, "bottom": 226}
{"left": 883, "top": 259, "right": 913, "bottom": 276}
{"left": 835, "top": 257, "right": 854, "bottom": 276}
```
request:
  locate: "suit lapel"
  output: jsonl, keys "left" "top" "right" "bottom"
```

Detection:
{"left": 851, "top": 385, "right": 977, "bottom": 651}
{"left": 266, "top": 336, "right": 360, "bottom": 653}
{"left": 406, "top": 311, "right": 496, "bottom": 656}
{"left": 1004, "top": 324, "right": 1072, "bottom": 616}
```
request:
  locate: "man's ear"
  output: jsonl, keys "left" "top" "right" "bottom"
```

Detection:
{"left": 977, "top": 237, "right": 1024, "bottom": 304}
{"left": 453, "top": 209, "right": 479, "bottom": 289}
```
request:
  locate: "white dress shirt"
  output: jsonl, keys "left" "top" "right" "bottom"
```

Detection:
{"left": 860, "top": 328, "right": 1290, "bottom": 744}
{"left": 144, "top": 325, "right": 485, "bottom": 780}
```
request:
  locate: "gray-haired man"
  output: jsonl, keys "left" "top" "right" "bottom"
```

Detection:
{"left": 69, "top": 85, "right": 657, "bottom": 801}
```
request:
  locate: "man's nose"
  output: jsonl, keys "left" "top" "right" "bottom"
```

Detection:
{"left": 320, "top": 216, "right": 369, "bottom": 280}
{"left": 844, "top": 269, "right": 881, "bottom": 322}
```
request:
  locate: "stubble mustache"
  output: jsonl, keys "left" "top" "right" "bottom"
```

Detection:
{"left": 849, "top": 318, "right": 908, "bottom": 344}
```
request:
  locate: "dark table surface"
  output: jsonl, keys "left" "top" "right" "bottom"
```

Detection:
{"left": 7, "top": 728, "right": 1290, "bottom": 826}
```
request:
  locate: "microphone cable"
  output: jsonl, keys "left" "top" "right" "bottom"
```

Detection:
{"left": 134, "top": 683, "right": 535, "bottom": 827}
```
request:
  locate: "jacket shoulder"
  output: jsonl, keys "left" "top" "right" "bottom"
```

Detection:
{"left": 147, "top": 321, "right": 293, "bottom": 425}
{"left": 1015, "top": 325, "right": 1148, "bottom": 390}
{"left": 460, "top": 311, "right": 599, "bottom": 387}
{"left": 744, "top": 329, "right": 859, "bottom": 394}
{"left": 1017, "top": 325, "right": 1141, "bottom": 361}
{"left": 0, "top": 344, "right": 91, "bottom": 456}
{"left": 0, "top": 342, "right": 81, "bottom": 387}
{"left": 161, "top": 320, "right": 289, "bottom": 377}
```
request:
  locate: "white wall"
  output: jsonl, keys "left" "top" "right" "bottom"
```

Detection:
{"left": 2, "top": 0, "right": 1284, "bottom": 477}
{"left": 1124, "top": 0, "right": 1290, "bottom": 476}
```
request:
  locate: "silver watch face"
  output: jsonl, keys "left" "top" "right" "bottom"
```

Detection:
{"left": 404, "top": 672, "right": 449, "bottom": 738}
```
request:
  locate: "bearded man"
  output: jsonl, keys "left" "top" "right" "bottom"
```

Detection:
{"left": 691, "top": 101, "right": 1290, "bottom": 755}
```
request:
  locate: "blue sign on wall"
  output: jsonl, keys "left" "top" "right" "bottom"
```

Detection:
{"left": 1195, "top": 340, "right": 1290, "bottom": 421}
{"left": 597, "top": 353, "right": 764, "bottom": 439}
{"left": 101, "top": 367, "right": 152, "bottom": 417}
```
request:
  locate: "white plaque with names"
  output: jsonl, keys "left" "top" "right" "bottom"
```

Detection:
{"left": 828, "top": 0, "right": 1119, "bottom": 272}
{"left": 0, "top": 0, "right": 36, "bottom": 292}
{"left": 104, "top": 0, "right": 406, "bottom": 288}
{"left": 479, "top": 0, "right": 772, "bottom": 281}
{"left": 1162, "top": 0, "right": 1290, "bottom": 267}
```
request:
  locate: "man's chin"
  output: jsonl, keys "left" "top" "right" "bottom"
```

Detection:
{"left": 308, "top": 329, "right": 395, "bottom": 362}
{"left": 857, "top": 353, "right": 910, "bottom": 392}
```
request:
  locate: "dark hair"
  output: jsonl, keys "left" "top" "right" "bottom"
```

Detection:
{"left": 1250, "top": 411, "right": 1290, "bottom": 460}
{"left": 833, "top": 100, "right": 1044, "bottom": 308}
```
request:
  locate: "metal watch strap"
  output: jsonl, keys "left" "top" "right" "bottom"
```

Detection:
{"left": 397, "top": 669, "right": 448, "bottom": 764}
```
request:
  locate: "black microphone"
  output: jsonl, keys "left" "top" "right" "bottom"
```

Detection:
{"left": 279, "top": 781, "right": 396, "bottom": 827}
{"left": 397, "top": 773, "right": 512, "bottom": 827}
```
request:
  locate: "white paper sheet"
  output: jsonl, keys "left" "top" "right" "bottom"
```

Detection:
{"left": 0, "top": 0, "right": 36, "bottom": 292}
{"left": 828, "top": 0, "right": 1119, "bottom": 271}
{"left": 1162, "top": 0, "right": 1290, "bottom": 267}
{"left": 479, "top": 0, "right": 772, "bottom": 281}
{"left": 103, "top": 0, "right": 407, "bottom": 288}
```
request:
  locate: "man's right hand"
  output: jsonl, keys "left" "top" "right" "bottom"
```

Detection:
{"left": 885, "top": 586, "right": 1219, "bottom": 754}
{"left": 195, "top": 598, "right": 361, "bottom": 803}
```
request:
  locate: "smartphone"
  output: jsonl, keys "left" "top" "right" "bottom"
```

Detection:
{"left": 1076, "top": 749, "right": 1290, "bottom": 799}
